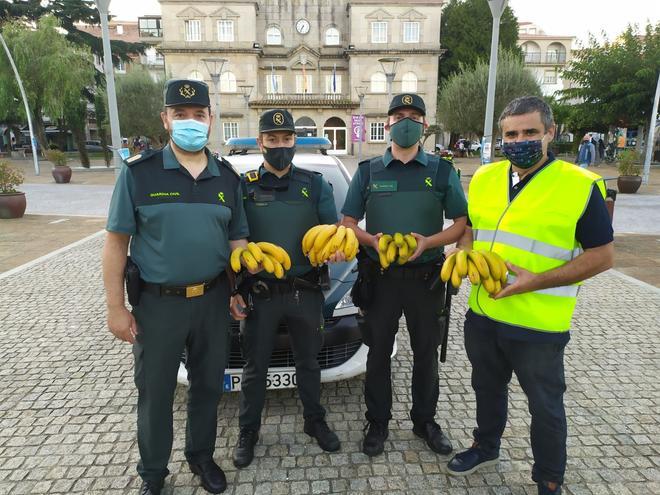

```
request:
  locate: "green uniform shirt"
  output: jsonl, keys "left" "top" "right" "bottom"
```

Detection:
{"left": 342, "top": 147, "right": 467, "bottom": 221}
{"left": 106, "top": 144, "right": 249, "bottom": 285}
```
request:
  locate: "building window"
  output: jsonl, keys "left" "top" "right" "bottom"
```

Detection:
{"left": 223, "top": 122, "right": 239, "bottom": 140}
{"left": 325, "top": 74, "right": 342, "bottom": 94}
{"left": 370, "top": 122, "right": 385, "bottom": 142}
{"left": 116, "top": 59, "right": 126, "bottom": 73}
{"left": 543, "top": 70, "right": 557, "bottom": 84}
{"left": 370, "top": 72, "right": 387, "bottom": 93}
{"left": 546, "top": 43, "right": 567, "bottom": 64}
{"left": 266, "top": 26, "right": 282, "bottom": 45}
{"left": 185, "top": 20, "right": 201, "bottom": 42}
{"left": 116, "top": 24, "right": 124, "bottom": 35}
{"left": 371, "top": 22, "right": 387, "bottom": 43}
{"left": 266, "top": 74, "right": 283, "bottom": 94}
{"left": 401, "top": 72, "right": 418, "bottom": 92}
{"left": 139, "top": 17, "right": 162, "bottom": 38}
{"left": 220, "top": 71, "right": 237, "bottom": 92}
{"left": 296, "top": 74, "right": 313, "bottom": 94}
{"left": 188, "top": 70, "right": 204, "bottom": 81}
{"left": 402, "top": 21, "right": 420, "bottom": 43}
{"left": 521, "top": 41, "right": 541, "bottom": 63}
{"left": 217, "top": 20, "right": 234, "bottom": 42}
{"left": 325, "top": 27, "right": 340, "bottom": 45}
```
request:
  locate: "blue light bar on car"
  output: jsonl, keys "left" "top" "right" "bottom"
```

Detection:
{"left": 226, "top": 137, "right": 331, "bottom": 151}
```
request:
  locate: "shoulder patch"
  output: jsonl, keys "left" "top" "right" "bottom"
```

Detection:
{"left": 124, "top": 149, "right": 158, "bottom": 167}
{"left": 245, "top": 169, "right": 259, "bottom": 183}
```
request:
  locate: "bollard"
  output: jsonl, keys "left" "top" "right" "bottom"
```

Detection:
{"left": 605, "top": 188, "right": 617, "bottom": 222}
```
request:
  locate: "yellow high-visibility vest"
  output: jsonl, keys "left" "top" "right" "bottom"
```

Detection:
{"left": 468, "top": 158, "right": 606, "bottom": 332}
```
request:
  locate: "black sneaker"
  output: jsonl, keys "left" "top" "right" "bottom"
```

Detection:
{"left": 232, "top": 428, "right": 259, "bottom": 468}
{"left": 140, "top": 481, "right": 162, "bottom": 495}
{"left": 538, "top": 481, "right": 562, "bottom": 495}
{"left": 188, "top": 459, "right": 227, "bottom": 494}
{"left": 446, "top": 443, "right": 499, "bottom": 476}
{"left": 362, "top": 420, "right": 389, "bottom": 457}
{"left": 412, "top": 421, "right": 453, "bottom": 455}
{"left": 304, "top": 418, "right": 341, "bottom": 452}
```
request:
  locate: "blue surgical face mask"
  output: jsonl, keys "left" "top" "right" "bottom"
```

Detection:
{"left": 502, "top": 139, "right": 544, "bottom": 169}
{"left": 170, "top": 119, "right": 209, "bottom": 152}
{"left": 389, "top": 117, "right": 424, "bottom": 148}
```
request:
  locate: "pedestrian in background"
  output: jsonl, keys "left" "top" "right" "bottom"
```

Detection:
{"left": 576, "top": 134, "right": 595, "bottom": 168}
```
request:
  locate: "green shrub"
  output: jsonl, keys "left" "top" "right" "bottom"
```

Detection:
{"left": 617, "top": 149, "right": 641, "bottom": 176}
{"left": 45, "top": 149, "right": 68, "bottom": 167}
{"left": 0, "top": 161, "right": 24, "bottom": 193}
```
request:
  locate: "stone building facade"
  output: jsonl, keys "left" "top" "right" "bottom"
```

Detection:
{"left": 149, "top": 0, "right": 443, "bottom": 155}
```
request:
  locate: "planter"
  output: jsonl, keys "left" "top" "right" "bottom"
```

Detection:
{"left": 52, "top": 165, "right": 72, "bottom": 184}
{"left": 0, "top": 192, "right": 26, "bottom": 219}
{"left": 617, "top": 175, "right": 642, "bottom": 194}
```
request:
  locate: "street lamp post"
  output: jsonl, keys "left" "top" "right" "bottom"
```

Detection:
{"left": 379, "top": 57, "right": 403, "bottom": 143}
{"left": 95, "top": 0, "right": 124, "bottom": 175}
{"left": 642, "top": 71, "right": 660, "bottom": 185}
{"left": 355, "top": 86, "right": 366, "bottom": 163}
{"left": 238, "top": 84, "right": 253, "bottom": 138}
{"left": 482, "top": 0, "right": 508, "bottom": 164}
{"left": 202, "top": 58, "right": 227, "bottom": 152}
{"left": 0, "top": 32, "right": 40, "bottom": 175}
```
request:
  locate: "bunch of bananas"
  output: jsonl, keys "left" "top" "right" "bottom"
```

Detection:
{"left": 302, "top": 224, "right": 359, "bottom": 266}
{"left": 230, "top": 242, "right": 292, "bottom": 279}
{"left": 441, "top": 249, "right": 508, "bottom": 294}
{"left": 377, "top": 233, "right": 418, "bottom": 269}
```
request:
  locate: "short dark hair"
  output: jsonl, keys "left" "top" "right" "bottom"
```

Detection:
{"left": 498, "top": 96, "right": 554, "bottom": 131}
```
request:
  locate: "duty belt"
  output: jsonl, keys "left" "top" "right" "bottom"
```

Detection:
{"left": 378, "top": 259, "right": 444, "bottom": 281}
{"left": 141, "top": 272, "right": 226, "bottom": 298}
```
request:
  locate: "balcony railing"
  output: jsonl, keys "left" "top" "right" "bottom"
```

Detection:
{"left": 139, "top": 28, "right": 162, "bottom": 38}
{"left": 524, "top": 52, "right": 541, "bottom": 64}
{"left": 252, "top": 92, "right": 356, "bottom": 108}
{"left": 546, "top": 52, "right": 567, "bottom": 64}
{"left": 262, "top": 93, "right": 344, "bottom": 101}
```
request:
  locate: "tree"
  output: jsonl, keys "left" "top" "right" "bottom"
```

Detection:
{"left": 0, "top": 16, "right": 95, "bottom": 153}
{"left": 115, "top": 68, "right": 167, "bottom": 145}
{"left": 560, "top": 23, "right": 660, "bottom": 151}
{"left": 438, "top": 51, "right": 542, "bottom": 137}
{"left": 0, "top": 0, "right": 144, "bottom": 65}
{"left": 439, "top": 0, "right": 521, "bottom": 82}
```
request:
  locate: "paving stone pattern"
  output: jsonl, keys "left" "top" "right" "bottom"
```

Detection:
{"left": 0, "top": 237, "right": 658, "bottom": 495}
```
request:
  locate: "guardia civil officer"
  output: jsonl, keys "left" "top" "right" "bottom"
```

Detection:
{"left": 341, "top": 94, "right": 468, "bottom": 457}
{"left": 102, "top": 79, "right": 250, "bottom": 495}
{"left": 229, "top": 109, "right": 342, "bottom": 468}
{"left": 446, "top": 96, "right": 614, "bottom": 495}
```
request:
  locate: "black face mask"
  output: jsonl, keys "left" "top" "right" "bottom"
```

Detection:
{"left": 263, "top": 146, "right": 296, "bottom": 171}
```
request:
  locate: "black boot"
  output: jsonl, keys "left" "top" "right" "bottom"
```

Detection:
{"left": 412, "top": 421, "right": 453, "bottom": 455}
{"left": 304, "top": 418, "right": 341, "bottom": 452}
{"left": 139, "top": 481, "right": 162, "bottom": 495}
{"left": 189, "top": 459, "right": 227, "bottom": 494}
{"left": 232, "top": 428, "right": 259, "bottom": 468}
{"left": 362, "top": 420, "right": 389, "bottom": 457}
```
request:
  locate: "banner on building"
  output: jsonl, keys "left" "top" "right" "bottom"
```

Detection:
{"left": 351, "top": 115, "right": 365, "bottom": 143}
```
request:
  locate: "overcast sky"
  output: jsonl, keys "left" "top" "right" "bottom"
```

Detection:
{"left": 108, "top": 0, "right": 659, "bottom": 45}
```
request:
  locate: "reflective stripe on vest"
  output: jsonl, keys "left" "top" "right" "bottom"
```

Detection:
{"left": 467, "top": 159, "right": 606, "bottom": 332}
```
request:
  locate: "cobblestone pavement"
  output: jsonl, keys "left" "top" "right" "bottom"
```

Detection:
{"left": 0, "top": 235, "right": 659, "bottom": 495}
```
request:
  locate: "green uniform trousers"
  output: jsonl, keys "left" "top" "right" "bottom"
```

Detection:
{"left": 238, "top": 286, "right": 325, "bottom": 430}
{"left": 131, "top": 278, "right": 230, "bottom": 485}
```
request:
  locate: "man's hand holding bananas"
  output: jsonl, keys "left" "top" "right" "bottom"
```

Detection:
{"left": 441, "top": 249, "right": 509, "bottom": 296}
{"left": 302, "top": 224, "right": 360, "bottom": 266}
{"left": 229, "top": 242, "right": 292, "bottom": 279}
{"left": 376, "top": 232, "right": 420, "bottom": 269}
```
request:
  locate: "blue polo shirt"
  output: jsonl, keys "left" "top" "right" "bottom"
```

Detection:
{"left": 106, "top": 145, "right": 249, "bottom": 285}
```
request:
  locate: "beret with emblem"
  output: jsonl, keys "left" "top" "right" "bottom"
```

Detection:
{"left": 164, "top": 79, "right": 210, "bottom": 107}
{"left": 259, "top": 109, "right": 296, "bottom": 133}
{"left": 388, "top": 93, "right": 426, "bottom": 116}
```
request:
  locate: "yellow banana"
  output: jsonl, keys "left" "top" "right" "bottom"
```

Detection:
{"left": 302, "top": 225, "right": 326, "bottom": 255}
{"left": 261, "top": 253, "right": 275, "bottom": 274}
{"left": 493, "top": 280, "right": 502, "bottom": 295}
{"left": 246, "top": 242, "right": 264, "bottom": 263}
{"left": 378, "top": 251, "right": 390, "bottom": 269}
{"left": 398, "top": 242, "right": 409, "bottom": 259}
{"left": 344, "top": 229, "right": 359, "bottom": 261}
{"left": 440, "top": 252, "right": 457, "bottom": 282}
{"left": 482, "top": 276, "right": 496, "bottom": 294}
{"left": 230, "top": 247, "right": 244, "bottom": 273}
{"left": 479, "top": 250, "right": 501, "bottom": 281}
{"left": 467, "top": 250, "right": 490, "bottom": 279}
{"left": 318, "top": 242, "right": 334, "bottom": 264}
{"left": 451, "top": 266, "right": 463, "bottom": 288}
{"left": 378, "top": 234, "right": 393, "bottom": 253}
{"left": 313, "top": 224, "right": 337, "bottom": 253}
{"left": 467, "top": 259, "right": 481, "bottom": 285}
{"left": 308, "top": 250, "right": 317, "bottom": 267}
{"left": 329, "top": 225, "right": 347, "bottom": 252}
{"left": 386, "top": 242, "right": 397, "bottom": 264}
{"left": 455, "top": 250, "right": 468, "bottom": 278}
{"left": 241, "top": 250, "right": 259, "bottom": 271}
{"left": 271, "top": 258, "right": 285, "bottom": 279}
{"left": 393, "top": 232, "right": 405, "bottom": 248}
{"left": 257, "top": 241, "right": 286, "bottom": 263}
{"left": 404, "top": 234, "right": 417, "bottom": 252}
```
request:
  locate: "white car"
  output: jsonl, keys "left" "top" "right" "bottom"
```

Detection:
{"left": 177, "top": 137, "right": 395, "bottom": 391}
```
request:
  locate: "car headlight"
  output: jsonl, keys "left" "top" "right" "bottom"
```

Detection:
{"left": 332, "top": 291, "right": 357, "bottom": 317}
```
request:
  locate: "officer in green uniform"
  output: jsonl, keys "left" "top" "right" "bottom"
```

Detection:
{"left": 341, "top": 94, "right": 468, "bottom": 457}
{"left": 229, "top": 109, "right": 341, "bottom": 469}
{"left": 102, "top": 79, "right": 250, "bottom": 495}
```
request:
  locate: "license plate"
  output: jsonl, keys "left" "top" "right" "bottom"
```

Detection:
{"left": 224, "top": 371, "right": 297, "bottom": 392}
